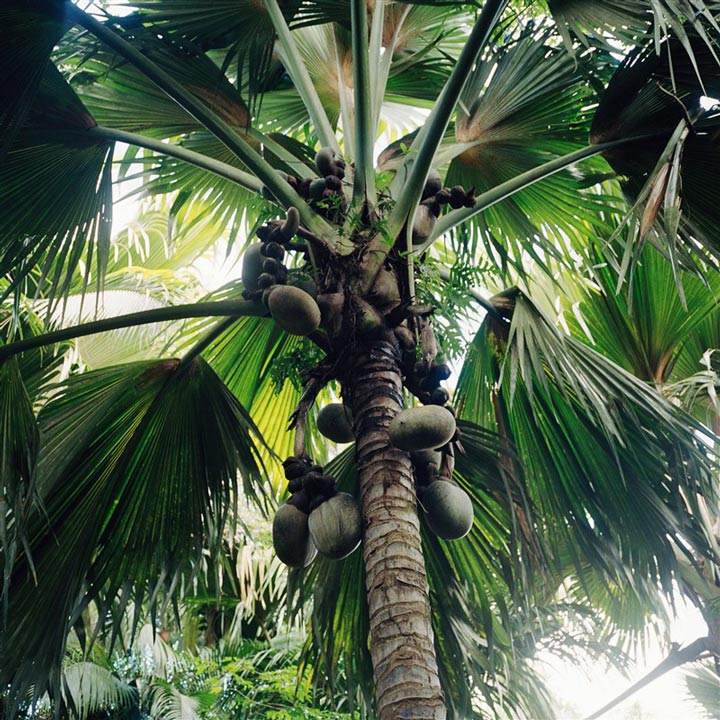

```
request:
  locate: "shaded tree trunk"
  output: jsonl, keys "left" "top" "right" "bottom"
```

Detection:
{"left": 349, "top": 339, "right": 446, "bottom": 720}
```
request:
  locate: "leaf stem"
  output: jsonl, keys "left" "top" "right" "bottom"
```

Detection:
{"left": 351, "top": 0, "right": 376, "bottom": 208}
{"left": 385, "top": 0, "right": 510, "bottom": 238}
{"left": 67, "top": 5, "right": 342, "bottom": 249}
{"left": 427, "top": 135, "right": 662, "bottom": 247}
{"left": 0, "top": 301, "right": 266, "bottom": 361}
{"left": 89, "top": 127, "right": 264, "bottom": 193}
{"left": 262, "top": 0, "right": 340, "bottom": 154}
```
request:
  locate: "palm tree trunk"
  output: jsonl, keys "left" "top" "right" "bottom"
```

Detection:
{"left": 349, "top": 339, "right": 446, "bottom": 720}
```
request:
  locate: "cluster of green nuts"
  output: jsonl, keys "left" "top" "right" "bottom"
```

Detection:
{"left": 241, "top": 207, "right": 323, "bottom": 337}
{"left": 387, "top": 369, "right": 474, "bottom": 541}
{"left": 272, "top": 456, "right": 362, "bottom": 567}
{"left": 412, "top": 170, "right": 477, "bottom": 246}
{"left": 264, "top": 147, "right": 348, "bottom": 221}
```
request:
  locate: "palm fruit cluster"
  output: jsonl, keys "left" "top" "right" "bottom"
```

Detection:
{"left": 272, "top": 456, "right": 362, "bottom": 567}
{"left": 242, "top": 206, "right": 322, "bottom": 336}
{"left": 262, "top": 166, "right": 477, "bottom": 563}
{"left": 411, "top": 169, "right": 477, "bottom": 246}
{"left": 388, "top": 354, "right": 474, "bottom": 541}
{"left": 263, "top": 147, "right": 348, "bottom": 221}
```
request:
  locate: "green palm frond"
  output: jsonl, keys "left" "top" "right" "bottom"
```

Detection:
{"left": 0, "top": 0, "right": 71, "bottom": 156}
{"left": 65, "top": 27, "right": 250, "bottom": 138}
{"left": 135, "top": 134, "right": 267, "bottom": 244}
{"left": 547, "top": 0, "right": 720, "bottom": 61}
{"left": 444, "top": 25, "right": 615, "bottom": 275}
{"left": 568, "top": 244, "right": 720, "bottom": 383}
{"left": 456, "top": 289, "right": 717, "bottom": 606}
{"left": 0, "top": 301, "right": 68, "bottom": 399}
{"left": 182, "top": 308, "right": 315, "bottom": 483}
{"left": 0, "top": 357, "right": 264, "bottom": 705}
{"left": 130, "top": 0, "right": 301, "bottom": 114}
{"left": 0, "top": 63, "right": 114, "bottom": 309}
{"left": 0, "top": 357, "right": 39, "bottom": 607}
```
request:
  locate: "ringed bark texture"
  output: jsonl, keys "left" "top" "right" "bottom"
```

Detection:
{"left": 349, "top": 339, "right": 446, "bottom": 720}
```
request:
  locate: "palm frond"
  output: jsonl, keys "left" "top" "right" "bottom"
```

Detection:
{"left": 61, "top": 661, "right": 137, "bottom": 720}
{"left": 65, "top": 26, "right": 250, "bottom": 138}
{"left": 0, "top": 357, "right": 39, "bottom": 609}
{"left": 568, "top": 244, "right": 720, "bottom": 383}
{"left": 685, "top": 662, "right": 720, "bottom": 719}
{"left": 455, "top": 289, "right": 717, "bottom": 611}
{"left": 130, "top": 0, "right": 301, "bottom": 115}
{"left": 0, "top": 64, "right": 113, "bottom": 309}
{"left": 0, "top": 357, "right": 264, "bottom": 707}
{"left": 445, "top": 26, "right": 616, "bottom": 276}
{"left": 0, "top": 0, "right": 71, "bottom": 156}
{"left": 592, "top": 35, "right": 720, "bottom": 264}
{"left": 547, "top": 0, "right": 720, "bottom": 64}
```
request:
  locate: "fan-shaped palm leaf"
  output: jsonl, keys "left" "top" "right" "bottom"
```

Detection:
{"left": 455, "top": 289, "right": 716, "bottom": 606}
{"left": 568, "top": 244, "right": 720, "bottom": 383}
{"left": 0, "top": 0, "right": 71, "bottom": 155}
{"left": 443, "top": 26, "right": 617, "bottom": 274}
{"left": 0, "top": 63, "right": 114, "bottom": 309}
{"left": 0, "top": 356, "right": 264, "bottom": 706}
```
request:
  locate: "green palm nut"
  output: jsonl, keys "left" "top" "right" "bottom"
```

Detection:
{"left": 272, "top": 503, "right": 318, "bottom": 567}
{"left": 316, "top": 403, "right": 354, "bottom": 443}
{"left": 308, "top": 493, "right": 362, "bottom": 559}
{"left": 422, "top": 479, "right": 473, "bottom": 540}
{"left": 388, "top": 405, "right": 456, "bottom": 451}
{"left": 267, "top": 285, "right": 322, "bottom": 336}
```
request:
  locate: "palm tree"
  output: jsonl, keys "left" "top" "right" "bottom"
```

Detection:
{"left": 2, "top": 1, "right": 720, "bottom": 718}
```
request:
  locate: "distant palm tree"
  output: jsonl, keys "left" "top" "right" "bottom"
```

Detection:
{"left": 2, "top": 1, "right": 720, "bottom": 718}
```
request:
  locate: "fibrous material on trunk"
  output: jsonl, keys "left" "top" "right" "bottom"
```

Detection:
{"left": 349, "top": 339, "right": 446, "bottom": 720}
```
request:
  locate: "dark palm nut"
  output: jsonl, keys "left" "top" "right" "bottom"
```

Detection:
{"left": 241, "top": 243, "right": 265, "bottom": 292}
{"left": 257, "top": 272, "right": 276, "bottom": 289}
{"left": 263, "top": 258, "right": 280, "bottom": 273}
{"left": 284, "top": 456, "right": 313, "bottom": 480}
{"left": 430, "top": 387, "right": 450, "bottom": 405}
{"left": 421, "top": 363, "right": 452, "bottom": 390}
{"left": 388, "top": 405, "right": 456, "bottom": 451}
{"left": 264, "top": 242, "right": 285, "bottom": 260}
{"left": 256, "top": 225, "right": 272, "bottom": 241}
{"left": 325, "top": 175, "right": 342, "bottom": 191}
{"left": 449, "top": 185, "right": 466, "bottom": 209}
{"left": 298, "top": 177, "right": 312, "bottom": 198}
{"left": 412, "top": 204, "right": 436, "bottom": 245}
{"left": 280, "top": 206, "right": 300, "bottom": 242}
{"left": 315, "top": 147, "right": 337, "bottom": 176}
{"left": 422, "top": 169, "right": 442, "bottom": 200}
{"left": 436, "top": 188, "right": 452, "bottom": 205}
